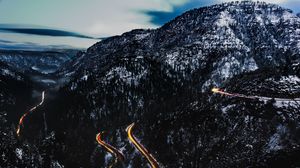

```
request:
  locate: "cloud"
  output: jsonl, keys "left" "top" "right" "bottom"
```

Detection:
{"left": 0, "top": 0, "right": 299, "bottom": 48}
{"left": 143, "top": 0, "right": 300, "bottom": 26}
{"left": 0, "top": 0, "right": 191, "bottom": 37}
{"left": 0, "top": 24, "right": 109, "bottom": 48}
{"left": 142, "top": 0, "right": 212, "bottom": 26}
{"left": 0, "top": 24, "right": 103, "bottom": 39}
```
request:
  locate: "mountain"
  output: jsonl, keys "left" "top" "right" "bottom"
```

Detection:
{"left": 2, "top": 1, "right": 300, "bottom": 168}
{"left": 47, "top": 1, "right": 300, "bottom": 167}
{"left": 60, "top": 1, "right": 300, "bottom": 91}
{"left": 0, "top": 49, "right": 78, "bottom": 74}
{"left": 0, "top": 49, "right": 79, "bottom": 87}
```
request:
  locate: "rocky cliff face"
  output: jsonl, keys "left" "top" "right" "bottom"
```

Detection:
{"left": 1, "top": 1, "right": 300, "bottom": 168}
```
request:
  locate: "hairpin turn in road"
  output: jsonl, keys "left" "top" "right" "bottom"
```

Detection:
{"left": 126, "top": 123, "right": 159, "bottom": 168}
{"left": 96, "top": 132, "right": 125, "bottom": 168}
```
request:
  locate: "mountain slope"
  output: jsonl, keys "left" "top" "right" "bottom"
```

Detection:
{"left": 60, "top": 1, "right": 300, "bottom": 90}
{"left": 0, "top": 62, "right": 44, "bottom": 167}
{"left": 10, "top": 1, "right": 300, "bottom": 168}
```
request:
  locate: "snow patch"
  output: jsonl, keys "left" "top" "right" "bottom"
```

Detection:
{"left": 215, "top": 11, "right": 235, "bottom": 27}
{"left": 221, "top": 104, "right": 236, "bottom": 114}
{"left": 282, "top": 11, "right": 296, "bottom": 22}
{"left": 273, "top": 100, "right": 300, "bottom": 109}
{"left": 104, "top": 152, "right": 113, "bottom": 165}
{"left": 243, "top": 57, "right": 258, "bottom": 71}
{"left": 135, "top": 33, "right": 150, "bottom": 40}
{"left": 15, "top": 148, "right": 23, "bottom": 160}
{"left": 279, "top": 75, "right": 300, "bottom": 84}
{"left": 218, "top": 56, "right": 240, "bottom": 79}
{"left": 51, "top": 161, "right": 64, "bottom": 168}
{"left": 166, "top": 51, "right": 180, "bottom": 68}
{"left": 81, "top": 74, "right": 89, "bottom": 81}
{"left": 267, "top": 13, "right": 280, "bottom": 24}
{"left": 202, "top": 56, "right": 258, "bottom": 91}
{"left": 105, "top": 66, "right": 147, "bottom": 86}
{"left": 267, "top": 124, "right": 286, "bottom": 152}
{"left": 1, "top": 69, "right": 13, "bottom": 76}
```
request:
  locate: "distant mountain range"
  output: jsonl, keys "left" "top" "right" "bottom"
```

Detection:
{"left": 0, "top": 39, "right": 78, "bottom": 51}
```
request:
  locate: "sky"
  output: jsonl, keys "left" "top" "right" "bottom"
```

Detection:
{"left": 0, "top": 0, "right": 300, "bottom": 49}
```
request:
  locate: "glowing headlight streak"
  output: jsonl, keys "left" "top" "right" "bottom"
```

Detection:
{"left": 211, "top": 87, "right": 236, "bottom": 96}
{"left": 211, "top": 87, "right": 255, "bottom": 99}
{"left": 96, "top": 132, "right": 125, "bottom": 168}
{"left": 16, "top": 91, "right": 45, "bottom": 136}
{"left": 211, "top": 87, "right": 300, "bottom": 102}
{"left": 126, "top": 123, "right": 159, "bottom": 168}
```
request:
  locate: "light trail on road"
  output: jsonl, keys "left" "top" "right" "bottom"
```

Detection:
{"left": 96, "top": 132, "right": 125, "bottom": 168}
{"left": 211, "top": 88, "right": 251, "bottom": 98}
{"left": 16, "top": 91, "right": 45, "bottom": 136}
{"left": 211, "top": 87, "right": 300, "bottom": 102}
{"left": 126, "top": 123, "right": 159, "bottom": 168}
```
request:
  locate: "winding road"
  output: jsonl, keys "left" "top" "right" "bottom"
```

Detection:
{"left": 212, "top": 88, "right": 300, "bottom": 102}
{"left": 126, "top": 123, "right": 159, "bottom": 168}
{"left": 16, "top": 91, "right": 45, "bottom": 136}
{"left": 96, "top": 132, "right": 125, "bottom": 168}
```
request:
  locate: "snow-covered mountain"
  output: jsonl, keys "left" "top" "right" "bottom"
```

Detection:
{"left": 1, "top": 1, "right": 300, "bottom": 168}
{"left": 0, "top": 49, "right": 79, "bottom": 87}
{"left": 0, "top": 49, "right": 78, "bottom": 74}
{"left": 60, "top": 1, "right": 300, "bottom": 91}
{"left": 49, "top": 1, "right": 300, "bottom": 167}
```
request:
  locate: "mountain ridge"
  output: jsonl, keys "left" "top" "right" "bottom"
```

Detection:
{"left": 47, "top": 1, "right": 300, "bottom": 167}
{"left": 1, "top": 1, "right": 300, "bottom": 167}
{"left": 60, "top": 0, "right": 300, "bottom": 91}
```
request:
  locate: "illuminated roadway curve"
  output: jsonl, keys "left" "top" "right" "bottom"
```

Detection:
{"left": 16, "top": 91, "right": 45, "bottom": 136}
{"left": 96, "top": 132, "right": 125, "bottom": 168}
{"left": 212, "top": 88, "right": 300, "bottom": 102}
{"left": 126, "top": 123, "right": 159, "bottom": 168}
